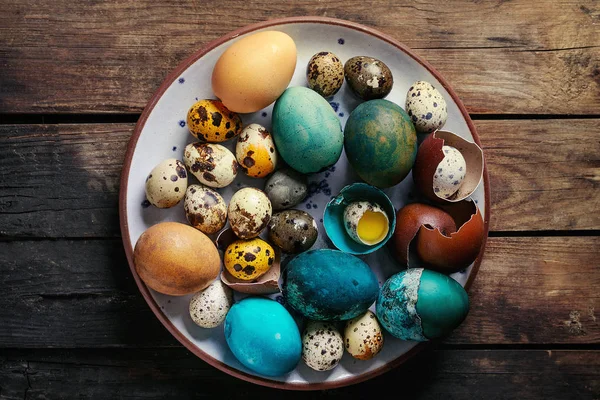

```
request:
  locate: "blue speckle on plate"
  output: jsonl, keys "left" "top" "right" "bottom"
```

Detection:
{"left": 261, "top": 112, "right": 268, "bottom": 117}
{"left": 141, "top": 200, "right": 151, "bottom": 208}
{"left": 338, "top": 112, "right": 345, "bottom": 117}
{"left": 329, "top": 102, "right": 340, "bottom": 112}
{"left": 338, "top": 38, "right": 345, "bottom": 45}
{"left": 178, "top": 120, "right": 185, "bottom": 127}
{"left": 172, "top": 146, "right": 177, "bottom": 152}
{"left": 178, "top": 77, "right": 185, "bottom": 84}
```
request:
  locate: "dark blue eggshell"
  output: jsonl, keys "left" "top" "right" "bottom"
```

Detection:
{"left": 284, "top": 249, "right": 379, "bottom": 320}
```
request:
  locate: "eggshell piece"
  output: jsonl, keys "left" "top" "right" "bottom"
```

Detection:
{"left": 144, "top": 159, "right": 188, "bottom": 208}
{"left": 235, "top": 124, "right": 277, "bottom": 178}
{"left": 228, "top": 187, "right": 272, "bottom": 239}
{"left": 212, "top": 31, "right": 297, "bottom": 113}
{"left": 306, "top": 51, "right": 344, "bottom": 98}
{"left": 302, "top": 321, "right": 344, "bottom": 371}
{"left": 183, "top": 142, "right": 238, "bottom": 188}
{"left": 184, "top": 185, "right": 227, "bottom": 234}
{"left": 405, "top": 81, "right": 447, "bottom": 134}
{"left": 189, "top": 279, "right": 233, "bottom": 328}
{"left": 344, "top": 311, "right": 384, "bottom": 360}
{"left": 186, "top": 99, "right": 243, "bottom": 142}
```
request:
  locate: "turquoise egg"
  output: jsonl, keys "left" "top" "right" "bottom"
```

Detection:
{"left": 224, "top": 297, "right": 301, "bottom": 376}
{"left": 376, "top": 269, "right": 469, "bottom": 341}
{"left": 272, "top": 87, "right": 343, "bottom": 174}
{"left": 344, "top": 99, "right": 417, "bottom": 188}
{"left": 284, "top": 249, "right": 379, "bottom": 320}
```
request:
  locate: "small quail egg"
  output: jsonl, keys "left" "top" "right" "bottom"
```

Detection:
{"left": 405, "top": 81, "right": 448, "bottom": 134}
{"left": 184, "top": 184, "right": 227, "bottom": 234}
{"left": 236, "top": 124, "right": 277, "bottom": 178}
{"left": 302, "top": 321, "right": 344, "bottom": 371}
{"left": 343, "top": 201, "right": 390, "bottom": 246}
{"left": 228, "top": 187, "right": 272, "bottom": 239}
{"left": 187, "top": 99, "right": 243, "bottom": 142}
{"left": 306, "top": 51, "right": 345, "bottom": 98}
{"left": 189, "top": 279, "right": 234, "bottom": 328}
{"left": 264, "top": 168, "right": 308, "bottom": 210}
{"left": 344, "top": 310, "right": 384, "bottom": 360}
{"left": 183, "top": 142, "right": 238, "bottom": 188}
{"left": 268, "top": 210, "right": 318, "bottom": 253}
{"left": 433, "top": 145, "right": 467, "bottom": 199}
{"left": 144, "top": 158, "right": 188, "bottom": 208}
{"left": 224, "top": 238, "right": 275, "bottom": 281}
{"left": 344, "top": 56, "right": 393, "bottom": 100}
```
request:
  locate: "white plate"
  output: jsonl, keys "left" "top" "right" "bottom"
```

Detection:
{"left": 120, "top": 16, "right": 489, "bottom": 390}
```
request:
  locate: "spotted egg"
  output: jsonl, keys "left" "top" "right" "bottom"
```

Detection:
{"left": 235, "top": 123, "right": 277, "bottom": 178}
{"left": 264, "top": 169, "right": 308, "bottom": 210}
{"left": 306, "top": 51, "right": 344, "bottom": 98}
{"left": 187, "top": 99, "right": 243, "bottom": 142}
{"left": 183, "top": 142, "right": 238, "bottom": 188}
{"left": 224, "top": 237, "right": 275, "bottom": 281}
{"left": 189, "top": 279, "right": 234, "bottom": 328}
{"left": 344, "top": 56, "right": 393, "bottom": 100}
{"left": 183, "top": 184, "right": 227, "bottom": 234}
{"left": 268, "top": 210, "right": 318, "bottom": 253}
{"left": 433, "top": 146, "right": 467, "bottom": 199}
{"left": 302, "top": 321, "right": 344, "bottom": 371}
{"left": 144, "top": 158, "right": 188, "bottom": 208}
{"left": 344, "top": 310, "right": 384, "bottom": 360}
{"left": 405, "top": 81, "right": 448, "bottom": 134}
{"left": 228, "top": 187, "right": 272, "bottom": 239}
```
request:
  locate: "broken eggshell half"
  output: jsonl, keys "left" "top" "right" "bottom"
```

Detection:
{"left": 390, "top": 199, "right": 485, "bottom": 274}
{"left": 216, "top": 228, "right": 281, "bottom": 295}
{"left": 412, "top": 130, "right": 483, "bottom": 203}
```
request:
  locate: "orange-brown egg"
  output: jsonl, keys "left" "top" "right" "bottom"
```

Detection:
{"left": 211, "top": 31, "right": 297, "bottom": 113}
{"left": 235, "top": 124, "right": 277, "bottom": 178}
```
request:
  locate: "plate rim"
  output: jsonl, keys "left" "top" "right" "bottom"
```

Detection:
{"left": 118, "top": 15, "right": 491, "bottom": 391}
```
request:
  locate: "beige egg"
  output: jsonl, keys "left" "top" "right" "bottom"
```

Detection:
{"left": 144, "top": 158, "right": 188, "bottom": 208}
{"left": 228, "top": 187, "right": 272, "bottom": 239}
{"left": 183, "top": 143, "right": 238, "bottom": 188}
{"left": 236, "top": 124, "right": 277, "bottom": 178}
{"left": 405, "top": 80, "right": 448, "bottom": 134}
{"left": 189, "top": 279, "right": 234, "bottom": 328}
{"left": 344, "top": 310, "right": 384, "bottom": 360}
{"left": 302, "top": 321, "right": 344, "bottom": 371}
{"left": 184, "top": 185, "right": 227, "bottom": 234}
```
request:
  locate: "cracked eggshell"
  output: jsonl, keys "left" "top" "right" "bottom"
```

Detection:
{"left": 183, "top": 142, "right": 238, "bottom": 188}
{"left": 405, "top": 81, "right": 447, "bottom": 134}
{"left": 344, "top": 56, "right": 393, "bottom": 100}
{"left": 227, "top": 187, "right": 272, "bottom": 239}
{"left": 184, "top": 184, "right": 227, "bottom": 234}
{"left": 144, "top": 159, "right": 188, "bottom": 208}
{"left": 344, "top": 310, "right": 384, "bottom": 360}
{"left": 302, "top": 321, "right": 344, "bottom": 371}
{"left": 189, "top": 279, "right": 234, "bottom": 328}
{"left": 235, "top": 123, "right": 277, "bottom": 178}
{"left": 413, "top": 130, "right": 483, "bottom": 203}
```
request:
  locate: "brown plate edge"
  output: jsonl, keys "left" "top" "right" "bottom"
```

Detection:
{"left": 118, "top": 15, "right": 491, "bottom": 391}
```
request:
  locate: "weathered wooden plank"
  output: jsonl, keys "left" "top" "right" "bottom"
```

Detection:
{"left": 0, "top": 237, "right": 597, "bottom": 348}
{"left": 1, "top": 120, "right": 597, "bottom": 238}
{"left": 0, "top": 348, "right": 598, "bottom": 399}
{"left": 0, "top": 0, "right": 598, "bottom": 114}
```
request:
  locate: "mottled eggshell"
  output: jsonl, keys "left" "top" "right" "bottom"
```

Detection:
{"left": 144, "top": 159, "right": 188, "bottom": 208}
{"left": 212, "top": 31, "right": 297, "bottom": 113}
{"left": 236, "top": 123, "right": 277, "bottom": 178}
{"left": 376, "top": 269, "right": 469, "bottom": 341}
{"left": 432, "top": 145, "right": 467, "bottom": 199}
{"left": 306, "top": 51, "right": 344, "bottom": 98}
{"left": 183, "top": 142, "right": 237, "bottom": 188}
{"left": 224, "top": 297, "right": 302, "bottom": 377}
{"left": 344, "top": 99, "right": 417, "bottom": 188}
{"left": 223, "top": 238, "right": 275, "bottom": 281}
{"left": 187, "top": 99, "right": 243, "bottom": 142}
{"left": 272, "top": 87, "right": 343, "bottom": 174}
{"left": 343, "top": 201, "right": 389, "bottom": 246}
{"left": 268, "top": 210, "right": 318, "bottom": 253}
{"left": 344, "top": 311, "right": 384, "bottom": 360}
{"left": 184, "top": 184, "right": 227, "bottom": 234}
{"left": 264, "top": 169, "right": 308, "bottom": 210}
{"left": 228, "top": 187, "right": 272, "bottom": 239}
{"left": 405, "top": 81, "right": 447, "bottom": 134}
{"left": 302, "top": 321, "right": 344, "bottom": 371}
{"left": 284, "top": 249, "right": 379, "bottom": 321}
{"left": 344, "top": 56, "right": 393, "bottom": 100}
{"left": 189, "top": 279, "right": 233, "bottom": 328}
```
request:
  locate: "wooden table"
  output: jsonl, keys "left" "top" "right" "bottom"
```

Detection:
{"left": 1, "top": 1, "right": 599, "bottom": 398}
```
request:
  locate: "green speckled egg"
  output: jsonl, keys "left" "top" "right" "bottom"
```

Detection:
{"left": 376, "top": 269, "right": 469, "bottom": 341}
{"left": 272, "top": 87, "right": 343, "bottom": 174}
{"left": 344, "top": 99, "right": 417, "bottom": 188}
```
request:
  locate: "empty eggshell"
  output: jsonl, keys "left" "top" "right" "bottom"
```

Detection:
{"left": 144, "top": 159, "right": 188, "bottom": 208}
{"left": 189, "top": 279, "right": 234, "bottom": 328}
{"left": 183, "top": 142, "right": 238, "bottom": 188}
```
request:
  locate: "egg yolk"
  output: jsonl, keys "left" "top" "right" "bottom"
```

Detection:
{"left": 357, "top": 211, "right": 388, "bottom": 244}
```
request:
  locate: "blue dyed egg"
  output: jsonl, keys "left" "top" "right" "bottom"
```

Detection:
{"left": 284, "top": 249, "right": 379, "bottom": 320}
{"left": 224, "top": 297, "right": 301, "bottom": 376}
{"left": 272, "top": 87, "right": 343, "bottom": 174}
{"left": 376, "top": 269, "right": 469, "bottom": 341}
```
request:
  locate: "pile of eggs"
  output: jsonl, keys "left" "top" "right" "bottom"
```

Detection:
{"left": 133, "top": 30, "right": 486, "bottom": 378}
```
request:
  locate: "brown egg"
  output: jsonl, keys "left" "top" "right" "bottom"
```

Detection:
{"left": 133, "top": 222, "right": 221, "bottom": 296}
{"left": 413, "top": 130, "right": 484, "bottom": 203}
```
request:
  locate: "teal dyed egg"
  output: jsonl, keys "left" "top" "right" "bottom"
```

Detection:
{"left": 272, "top": 87, "right": 343, "bottom": 174}
{"left": 224, "top": 297, "right": 301, "bottom": 376}
{"left": 344, "top": 99, "right": 417, "bottom": 188}
{"left": 376, "top": 269, "right": 469, "bottom": 341}
{"left": 284, "top": 249, "right": 379, "bottom": 320}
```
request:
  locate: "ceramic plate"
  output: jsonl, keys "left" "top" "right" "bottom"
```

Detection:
{"left": 120, "top": 16, "right": 490, "bottom": 390}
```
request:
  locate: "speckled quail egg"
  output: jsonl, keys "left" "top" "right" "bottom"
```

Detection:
{"left": 224, "top": 238, "right": 275, "bottom": 281}
{"left": 343, "top": 201, "right": 390, "bottom": 246}
{"left": 144, "top": 158, "right": 188, "bottom": 208}
{"left": 344, "top": 310, "right": 384, "bottom": 360}
{"left": 189, "top": 279, "right": 234, "bottom": 328}
{"left": 187, "top": 99, "right": 243, "bottom": 143}
{"left": 183, "top": 142, "right": 238, "bottom": 188}
{"left": 433, "top": 145, "right": 467, "bottom": 199}
{"left": 228, "top": 187, "right": 272, "bottom": 239}
{"left": 236, "top": 124, "right": 277, "bottom": 178}
{"left": 268, "top": 210, "right": 318, "bottom": 253}
{"left": 405, "top": 81, "right": 448, "bottom": 133}
{"left": 264, "top": 169, "right": 308, "bottom": 210}
{"left": 184, "top": 184, "right": 227, "bottom": 234}
{"left": 302, "top": 321, "right": 344, "bottom": 371}
{"left": 344, "top": 56, "right": 393, "bottom": 100}
{"left": 306, "top": 51, "right": 345, "bottom": 98}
